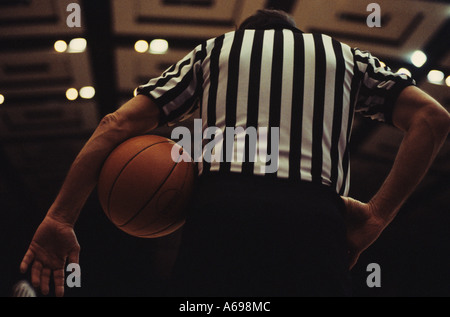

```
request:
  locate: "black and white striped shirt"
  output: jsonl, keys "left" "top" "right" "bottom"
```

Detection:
{"left": 137, "top": 29, "right": 415, "bottom": 196}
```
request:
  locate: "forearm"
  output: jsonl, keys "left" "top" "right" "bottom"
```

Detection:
{"left": 370, "top": 109, "right": 449, "bottom": 226}
{"left": 47, "top": 115, "right": 132, "bottom": 225}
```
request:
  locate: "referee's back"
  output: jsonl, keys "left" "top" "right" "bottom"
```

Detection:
{"left": 137, "top": 28, "right": 415, "bottom": 196}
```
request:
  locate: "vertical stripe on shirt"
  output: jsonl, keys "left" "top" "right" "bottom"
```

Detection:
{"left": 254, "top": 30, "right": 274, "bottom": 175}
{"left": 266, "top": 30, "right": 284, "bottom": 178}
{"left": 223, "top": 31, "right": 245, "bottom": 173}
{"left": 202, "top": 34, "right": 224, "bottom": 175}
{"left": 242, "top": 30, "right": 264, "bottom": 176}
{"left": 329, "top": 38, "right": 345, "bottom": 191}
{"left": 277, "top": 29, "right": 295, "bottom": 179}
{"left": 288, "top": 32, "right": 305, "bottom": 181}
{"left": 311, "top": 33, "right": 326, "bottom": 184}
{"left": 300, "top": 33, "right": 315, "bottom": 183}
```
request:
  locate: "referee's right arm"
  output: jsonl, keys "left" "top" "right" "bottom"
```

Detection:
{"left": 344, "top": 86, "right": 450, "bottom": 269}
{"left": 19, "top": 95, "right": 162, "bottom": 296}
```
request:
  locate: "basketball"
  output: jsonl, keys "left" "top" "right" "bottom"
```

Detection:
{"left": 97, "top": 134, "right": 195, "bottom": 238}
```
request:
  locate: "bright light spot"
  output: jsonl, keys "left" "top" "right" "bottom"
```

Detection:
{"left": 66, "top": 88, "right": 78, "bottom": 101}
{"left": 446, "top": 76, "right": 450, "bottom": 87}
{"left": 149, "top": 39, "right": 169, "bottom": 54}
{"left": 0, "top": 94, "right": 4, "bottom": 105}
{"left": 134, "top": 40, "right": 149, "bottom": 53}
{"left": 427, "top": 70, "right": 444, "bottom": 84}
{"left": 79, "top": 86, "right": 96, "bottom": 99}
{"left": 54, "top": 40, "right": 67, "bottom": 53}
{"left": 411, "top": 50, "right": 427, "bottom": 68}
{"left": 379, "top": 61, "right": 386, "bottom": 68}
{"left": 397, "top": 68, "right": 412, "bottom": 77}
{"left": 68, "top": 38, "right": 87, "bottom": 53}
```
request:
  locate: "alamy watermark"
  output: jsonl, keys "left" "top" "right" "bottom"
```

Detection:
{"left": 366, "top": 263, "right": 381, "bottom": 288}
{"left": 66, "top": 3, "right": 81, "bottom": 28}
{"left": 170, "top": 119, "right": 280, "bottom": 173}
{"left": 367, "top": 3, "right": 382, "bottom": 28}
{"left": 64, "top": 2, "right": 381, "bottom": 30}
{"left": 63, "top": 262, "right": 380, "bottom": 291}
{"left": 66, "top": 263, "right": 81, "bottom": 288}
{"left": 65, "top": 2, "right": 381, "bottom": 29}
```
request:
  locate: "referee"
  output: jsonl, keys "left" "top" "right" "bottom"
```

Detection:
{"left": 20, "top": 9, "right": 449, "bottom": 297}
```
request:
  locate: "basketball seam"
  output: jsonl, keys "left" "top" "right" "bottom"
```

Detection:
{"left": 134, "top": 158, "right": 191, "bottom": 237}
{"left": 116, "top": 146, "right": 184, "bottom": 228}
{"left": 106, "top": 140, "right": 173, "bottom": 221}
{"left": 136, "top": 220, "right": 185, "bottom": 238}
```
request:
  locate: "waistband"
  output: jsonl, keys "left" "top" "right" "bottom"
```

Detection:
{"left": 192, "top": 172, "right": 345, "bottom": 212}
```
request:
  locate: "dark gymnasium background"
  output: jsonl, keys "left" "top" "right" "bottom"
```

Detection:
{"left": 0, "top": 0, "right": 449, "bottom": 297}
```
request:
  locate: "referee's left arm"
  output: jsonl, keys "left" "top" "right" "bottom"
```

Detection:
{"left": 344, "top": 85, "right": 450, "bottom": 269}
{"left": 373, "top": 86, "right": 449, "bottom": 222}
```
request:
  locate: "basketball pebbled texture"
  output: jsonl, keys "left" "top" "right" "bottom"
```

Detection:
{"left": 98, "top": 134, "right": 195, "bottom": 238}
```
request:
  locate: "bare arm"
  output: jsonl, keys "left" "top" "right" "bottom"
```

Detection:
{"left": 344, "top": 86, "right": 450, "bottom": 268}
{"left": 372, "top": 86, "right": 449, "bottom": 222}
{"left": 20, "top": 95, "right": 161, "bottom": 296}
{"left": 48, "top": 95, "right": 161, "bottom": 225}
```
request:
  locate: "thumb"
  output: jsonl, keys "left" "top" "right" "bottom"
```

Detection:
{"left": 341, "top": 196, "right": 361, "bottom": 213}
{"left": 340, "top": 195, "right": 352, "bottom": 207}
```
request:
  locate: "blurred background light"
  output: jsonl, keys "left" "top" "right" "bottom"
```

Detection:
{"left": 134, "top": 40, "right": 149, "bottom": 53}
{"left": 410, "top": 50, "right": 427, "bottom": 68}
{"left": 79, "top": 86, "right": 96, "bottom": 99}
{"left": 54, "top": 40, "right": 68, "bottom": 53}
{"left": 66, "top": 88, "right": 78, "bottom": 100}
{"left": 149, "top": 39, "right": 169, "bottom": 54}
{"left": 68, "top": 38, "right": 87, "bottom": 53}
{"left": 427, "top": 70, "right": 444, "bottom": 84}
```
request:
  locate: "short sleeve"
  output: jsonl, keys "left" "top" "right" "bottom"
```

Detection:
{"left": 353, "top": 48, "right": 416, "bottom": 124}
{"left": 136, "top": 43, "right": 206, "bottom": 126}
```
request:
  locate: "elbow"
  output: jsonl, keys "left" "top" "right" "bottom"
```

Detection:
{"left": 98, "top": 112, "right": 129, "bottom": 137}
{"left": 428, "top": 107, "right": 450, "bottom": 139}
{"left": 414, "top": 104, "right": 450, "bottom": 141}
{"left": 99, "top": 112, "right": 121, "bottom": 127}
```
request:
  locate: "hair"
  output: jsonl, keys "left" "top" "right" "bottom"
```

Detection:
{"left": 238, "top": 9, "right": 299, "bottom": 31}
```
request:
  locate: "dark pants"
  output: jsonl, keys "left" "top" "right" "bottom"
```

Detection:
{"left": 170, "top": 173, "right": 352, "bottom": 297}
